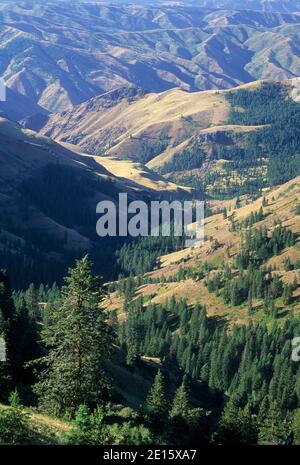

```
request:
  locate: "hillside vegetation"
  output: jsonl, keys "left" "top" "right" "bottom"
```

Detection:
{"left": 0, "top": 118, "right": 188, "bottom": 287}
{"left": 2, "top": 0, "right": 300, "bottom": 449}
{"left": 103, "top": 175, "right": 300, "bottom": 325}
{"left": 41, "top": 79, "right": 300, "bottom": 198}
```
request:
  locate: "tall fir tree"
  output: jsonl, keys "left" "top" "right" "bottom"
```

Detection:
{"left": 169, "top": 377, "right": 190, "bottom": 419}
{"left": 0, "top": 270, "right": 15, "bottom": 399}
{"left": 34, "top": 256, "right": 116, "bottom": 417}
{"left": 258, "top": 401, "right": 290, "bottom": 445}
{"left": 146, "top": 370, "right": 168, "bottom": 420}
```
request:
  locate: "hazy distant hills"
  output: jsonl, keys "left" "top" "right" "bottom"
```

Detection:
{"left": 166, "top": 1, "right": 300, "bottom": 12}
{"left": 50, "top": 1, "right": 300, "bottom": 13}
{"left": 189, "top": 1, "right": 300, "bottom": 11}
{"left": 1, "top": 0, "right": 300, "bottom": 287}
{"left": 0, "top": 2, "right": 300, "bottom": 115}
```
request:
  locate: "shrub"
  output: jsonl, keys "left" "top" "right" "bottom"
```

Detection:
{"left": 0, "top": 391, "right": 32, "bottom": 445}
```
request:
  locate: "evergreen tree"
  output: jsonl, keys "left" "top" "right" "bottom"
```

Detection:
{"left": 25, "top": 284, "right": 40, "bottom": 321}
{"left": 282, "top": 284, "right": 293, "bottom": 306}
{"left": 34, "top": 256, "right": 116, "bottom": 417}
{"left": 0, "top": 270, "right": 15, "bottom": 399}
{"left": 11, "top": 297, "right": 40, "bottom": 383}
{"left": 258, "top": 401, "right": 290, "bottom": 445}
{"left": 146, "top": 370, "right": 168, "bottom": 420}
{"left": 0, "top": 390, "right": 32, "bottom": 445}
{"left": 216, "top": 399, "right": 258, "bottom": 445}
{"left": 169, "top": 378, "right": 190, "bottom": 419}
{"left": 168, "top": 377, "right": 202, "bottom": 445}
{"left": 63, "top": 404, "right": 111, "bottom": 445}
{"left": 216, "top": 398, "right": 242, "bottom": 444}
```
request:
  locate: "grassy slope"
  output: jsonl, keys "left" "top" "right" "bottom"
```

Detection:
{"left": 0, "top": 117, "right": 191, "bottom": 289}
{"left": 0, "top": 403, "right": 70, "bottom": 444}
{"left": 0, "top": 118, "right": 188, "bottom": 252}
{"left": 41, "top": 80, "right": 265, "bottom": 166}
{"left": 0, "top": 118, "right": 112, "bottom": 253}
{"left": 43, "top": 79, "right": 300, "bottom": 200}
{"left": 61, "top": 141, "right": 191, "bottom": 196}
{"left": 103, "top": 175, "right": 300, "bottom": 325}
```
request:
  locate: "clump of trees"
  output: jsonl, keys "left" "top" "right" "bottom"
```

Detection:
{"left": 2, "top": 250, "right": 300, "bottom": 445}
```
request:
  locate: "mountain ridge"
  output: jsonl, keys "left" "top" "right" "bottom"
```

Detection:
{"left": 0, "top": 2, "right": 300, "bottom": 116}
{"left": 39, "top": 78, "right": 300, "bottom": 198}
{"left": 0, "top": 116, "right": 189, "bottom": 287}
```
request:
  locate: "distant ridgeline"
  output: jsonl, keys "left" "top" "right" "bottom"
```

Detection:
{"left": 167, "top": 83, "right": 300, "bottom": 199}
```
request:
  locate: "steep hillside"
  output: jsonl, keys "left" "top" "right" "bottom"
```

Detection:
{"left": 0, "top": 88, "right": 48, "bottom": 122}
{"left": 40, "top": 83, "right": 233, "bottom": 157}
{"left": 0, "top": 117, "right": 188, "bottom": 287}
{"left": 1, "top": 2, "right": 300, "bottom": 115}
{"left": 40, "top": 81, "right": 266, "bottom": 158}
{"left": 59, "top": 140, "right": 191, "bottom": 198}
{"left": 41, "top": 79, "right": 300, "bottom": 198}
{"left": 103, "top": 175, "right": 300, "bottom": 325}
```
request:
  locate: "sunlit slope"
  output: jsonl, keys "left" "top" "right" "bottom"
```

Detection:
{"left": 60, "top": 141, "right": 191, "bottom": 197}
{"left": 0, "top": 114, "right": 193, "bottom": 289}
{"left": 103, "top": 175, "right": 300, "bottom": 325}
{"left": 41, "top": 81, "right": 264, "bottom": 163}
{"left": 41, "top": 78, "right": 300, "bottom": 199}
{"left": 0, "top": 117, "right": 190, "bottom": 287}
{"left": 0, "top": 115, "right": 188, "bottom": 202}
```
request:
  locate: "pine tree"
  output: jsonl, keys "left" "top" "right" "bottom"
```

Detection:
{"left": 283, "top": 284, "right": 293, "bottom": 305}
{"left": 238, "top": 404, "right": 258, "bottom": 445}
{"left": 0, "top": 270, "right": 15, "bottom": 399}
{"left": 11, "top": 297, "right": 40, "bottom": 383}
{"left": 216, "top": 399, "right": 258, "bottom": 445}
{"left": 0, "top": 390, "right": 32, "bottom": 445}
{"left": 258, "top": 401, "right": 290, "bottom": 445}
{"left": 146, "top": 370, "right": 168, "bottom": 420}
{"left": 63, "top": 404, "right": 111, "bottom": 445}
{"left": 170, "top": 378, "right": 190, "bottom": 419}
{"left": 216, "top": 398, "right": 241, "bottom": 444}
{"left": 292, "top": 409, "right": 300, "bottom": 445}
{"left": 34, "top": 256, "right": 116, "bottom": 417}
{"left": 168, "top": 377, "right": 196, "bottom": 445}
{"left": 25, "top": 284, "right": 40, "bottom": 321}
